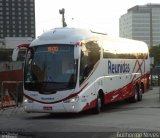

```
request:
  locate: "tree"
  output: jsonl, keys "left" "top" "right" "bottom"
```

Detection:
{"left": 149, "top": 45, "right": 160, "bottom": 66}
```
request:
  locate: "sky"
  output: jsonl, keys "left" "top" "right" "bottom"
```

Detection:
{"left": 35, "top": 0, "right": 160, "bottom": 37}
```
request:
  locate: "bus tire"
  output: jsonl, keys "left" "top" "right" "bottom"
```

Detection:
{"left": 141, "top": 83, "right": 145, "bottom": 94}
{"left": 93, "top": 94, "right": 102, "bottom": 114}
{"left": 138, "top": 87, "right": 142, "bottom": 101}
{"left": 130, "top": 85, "right": 139, "bottom": 103}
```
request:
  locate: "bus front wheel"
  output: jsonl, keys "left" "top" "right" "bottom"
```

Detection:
{"left": 93, "top": 94, "right": 102, "bottom": 114}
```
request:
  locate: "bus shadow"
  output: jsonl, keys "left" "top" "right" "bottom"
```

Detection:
{"left": 25, "top": 111, "right": 92, "bottom": 120}
{"left": 101, "top": 100, "right": 136, "bottom": 113}
{"left": 25, "top": 100, "right": 137, "bottom": 120}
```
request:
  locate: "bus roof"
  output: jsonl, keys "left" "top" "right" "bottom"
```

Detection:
{"left": 30, "top": 27, "right": 148, "bottom": 53}
{"left": 31, "top": 27, "right": 96, "bottom": 46}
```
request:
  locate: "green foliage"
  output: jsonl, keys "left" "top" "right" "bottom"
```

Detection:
{"left": 149, "top": 45, "right": 160, "bottom": 66}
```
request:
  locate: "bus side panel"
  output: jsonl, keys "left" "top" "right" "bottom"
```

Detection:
{"left": 103, "top": 81, "right": 134, "bottom": 104}
{"left": 100, "top": 59, "right": 134, "bottom": 103}
{"left": 99, "top": 58, "right": 150, "bottom": 104}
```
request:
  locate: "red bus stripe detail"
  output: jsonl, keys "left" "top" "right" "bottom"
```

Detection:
{"left": 131, "top": 60, "right": 145, "bottom": 82}
{"left": 81, "top": 72, "right": 150, "bottom": 112}
{"left": 24, "top": 83, "right": 88, "bottom": 104}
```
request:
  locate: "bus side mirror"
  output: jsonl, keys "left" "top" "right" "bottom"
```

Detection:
{"left": 12, "top": 43, "right": 30, "bottom": 61}
{"left": 12, "top": 47, "right": 20, "bottom": 61}
{"left": 74, "top": 46, "right": 80, "bottom": 60}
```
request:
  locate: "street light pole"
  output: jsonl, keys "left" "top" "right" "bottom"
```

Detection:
{"left": 59, "top": 8, "right": 67, "bottom": 27}
{"left": 149, "top": 6, "right": 153, "bottom": 47}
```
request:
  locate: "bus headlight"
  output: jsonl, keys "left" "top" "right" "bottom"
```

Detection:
{"left": 63, "top": 96, "right": 79, "bottom": 103}
{"left": 24, "top": 97, "right": 33, "bottom": 103}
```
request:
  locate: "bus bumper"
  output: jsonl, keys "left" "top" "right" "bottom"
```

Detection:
{"left": 23, "top": 98, "right": 83, "bottom": 113}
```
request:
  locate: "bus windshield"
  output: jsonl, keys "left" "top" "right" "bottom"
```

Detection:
{"left": 24, "top": 44, "right": 78, "bottom": 93}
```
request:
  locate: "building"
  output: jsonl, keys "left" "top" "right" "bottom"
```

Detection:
{"left": 0, "top": 0, "right": 35, "bottom": 80}
{"left": 0, "top": 0, "right": 35, "bottom": 39}
{"left": 3, "top": 37, "right": 32, "bottom": 49}
{"left": 0, "top": 0, "right": 35, "bottom": 103}
{"left": 119, "top": 4, "right": 160, "bottom": 47}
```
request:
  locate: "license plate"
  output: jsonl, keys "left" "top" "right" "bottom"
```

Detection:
{"left": 43, "top": 106, "right": 52, "bottom": 111}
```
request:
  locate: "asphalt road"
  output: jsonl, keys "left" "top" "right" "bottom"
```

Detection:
{"left": 0, "top": 87, "right": 160, "bottom": 138}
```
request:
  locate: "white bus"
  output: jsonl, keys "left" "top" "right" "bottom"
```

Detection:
{"left": 12, "top": 27, "right": 150, "bottom": 114}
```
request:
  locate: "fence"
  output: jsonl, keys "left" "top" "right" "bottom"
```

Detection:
{"left": 0, "top": 81, "right": 23, "bottom": 109}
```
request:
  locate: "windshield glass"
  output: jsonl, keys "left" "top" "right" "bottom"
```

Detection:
{"left": 24, "top": 44, "right": 78, "bottom": 93}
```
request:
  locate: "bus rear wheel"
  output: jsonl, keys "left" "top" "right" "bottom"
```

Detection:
{"left": 130, "top": 85, "right": 142, "bottom": 102}
{"left": 138, "top": 87, "right": 142, "bottom": 101}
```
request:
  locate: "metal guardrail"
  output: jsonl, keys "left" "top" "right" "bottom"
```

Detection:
{"left": 0, "top": 81, "right": 23, "bottom": 109}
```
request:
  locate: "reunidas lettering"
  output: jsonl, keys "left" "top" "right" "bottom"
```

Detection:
{"left": 108, "top": 60, "right": 130, "bottom": 74}
{"left": 41, "top": 97, "right": 54, "bottom": 100}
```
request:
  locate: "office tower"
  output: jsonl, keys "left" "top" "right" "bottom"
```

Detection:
{"left": 0, "top": 0, "right": 35, "bottom": 39}
{"left": 120, "top": 4, "right": 160, "bottom": 47}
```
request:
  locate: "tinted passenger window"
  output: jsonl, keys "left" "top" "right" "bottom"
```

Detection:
{"left": 80, "top": 41, "right": 101, "bottom": 84}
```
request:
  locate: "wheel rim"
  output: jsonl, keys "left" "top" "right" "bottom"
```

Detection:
{"left": 97, "top": 97, "right": 101, "bottom": 112}
{"left": 134, "top": 87, "right": 138, "bottom": 101}
{"left": 98, "top": 98, "right": 101, "bottom": 108}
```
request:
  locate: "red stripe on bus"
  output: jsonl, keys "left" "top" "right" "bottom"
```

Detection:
{"left": 24, "top": 83, "right": 88, "bottom": 104}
